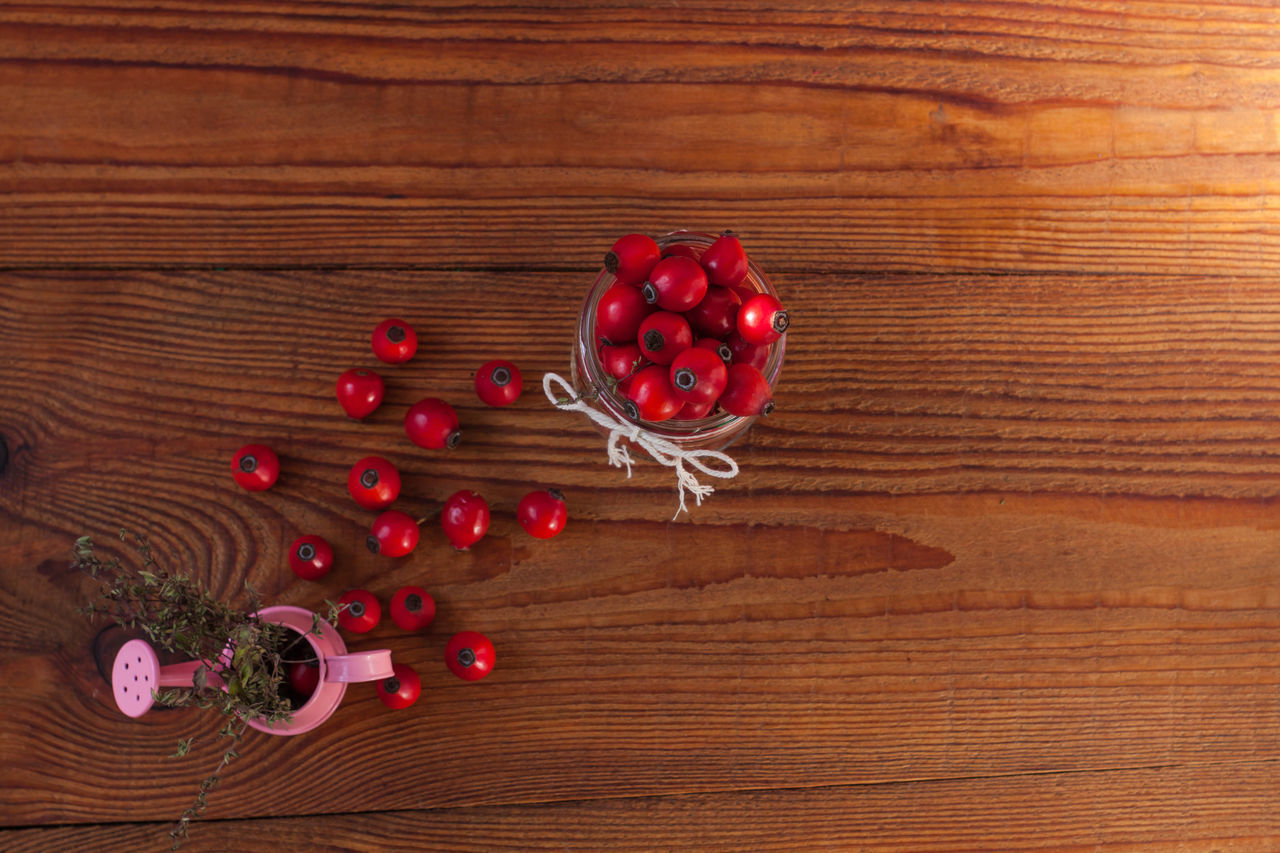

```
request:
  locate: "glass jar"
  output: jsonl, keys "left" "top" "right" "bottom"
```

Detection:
{"left": 569, "top": 230, "right": 785, "bottom": 452}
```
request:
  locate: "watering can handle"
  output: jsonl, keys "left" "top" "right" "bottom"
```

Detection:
{"left": 324, "top": 649, "right": 394, "bottom": 683}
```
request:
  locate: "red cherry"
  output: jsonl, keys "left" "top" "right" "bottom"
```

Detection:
{"left": 337, "top": 589, "right": 380, "bottom": 633}
{"left": 347, "top": 455, "right": 401, "bottom": 510}
{"left": 700, "top": 231, "right": 749, "bottom": 288}
{"left": 641, "top": 256, "right": 707, "bottom": 312}
{"left": 371, "top": 318, "right": 418, "bottom": 364}
{"left": 637, "top": 311, "right": 692, "bottom": 366}
{"left": 737, "top": 293, "right": 790, "bottom": 345}
{"left": 405, "top": 398, "right": 461, "bottom": 449}
{"left": 693, "top": 336, "right": 733, "bottom": 365}
{"left": 604, "top": 233, "right": 661, "bottom": 285}
{"left": 231, "top": 444, "right": 279, "bottom": 491}
{"left": 367, "top": 509, "right": 420, "bottom": 557}
{"left": 621, "top": 364, "right": 683, "bottom": 423}
{"left": 726, "top": 331, "right": 770, "bottom": 372}
{"left": 669, "top": 347, "right": 728, "bottom": 406}
{"left": 287, "top": 660, "right": 320, "bottom": 698}
{"left": 599, "top": 342, "right": 646, "bottom": 382}
{"left": 595, "top": 280, "right": 652, "bottom": 346}
{"left": 442, "top": 490, "right": 490, "bottom": 550}
{"left": 719, "top": 364, "right": 774, "bottom": 417}
{"left": 376, "top": 662, "right": 421, "bottom": 709}
{"left": 288, "top": 534, "right": 333, "bottom": 581}
{"left": 475, "top": 359, "right": 522, "bottom": 407}
{"left": 335, "top": 369, "right": 384, "bottom": 420}
{"left": 445, "top": 631, "right": 495, "bottom": 681}
{"left": 517, "top": 489, "right": 568, "bottom": 539}
{"left": 675, "top": 398, "right": 716, "bottom": 420}
{"left": 390, "top": 586, "right": 436, "bottom": 631}
{"left": 685, "top": 285, "right": 742, "bottom": 339}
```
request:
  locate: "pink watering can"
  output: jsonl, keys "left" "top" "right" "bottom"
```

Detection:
{"left": 110, "top": 605, "right": 393, "bottom": 735}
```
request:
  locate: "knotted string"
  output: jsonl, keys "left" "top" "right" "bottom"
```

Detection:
{"left": 542, "top": 372, "right": 739, "bottom": 518}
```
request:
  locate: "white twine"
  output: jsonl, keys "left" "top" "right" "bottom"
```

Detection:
{"left": 542, "top": 372, "right": 739, "bottom": 519}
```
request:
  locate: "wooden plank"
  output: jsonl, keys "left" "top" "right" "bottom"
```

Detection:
{"left": 5, "top": 761, "right": 1280, "bottom": 852}
{"left": 3, "top": 3, "right": 1280, "bottom": 270}
{"left": 3, "top": 270, "right": 1280, "bottom": 830}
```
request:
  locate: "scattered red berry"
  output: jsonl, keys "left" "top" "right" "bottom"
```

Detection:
{"left": 287, "top": 660, "right": 320, "bottom": 698}
{"left": 637, "top": 311, "right": 692, "bottom": 366}
{"left": 604, "top": 233, "right": 661, "bottom": 285}
{"left": 337, "top": 589, "right": 381, "bottom": 633}
{"left": 390, "top": 585, "right": 436, "bottom": 631}
{"left": 288, "top": 534, "right": 333, "bottom": 581}
{"left": 367, "top": 509, "right": 420, "bottom": 557}
{"left": 595, "top": 280, "right": 652, "bottom": 346}
{"left": 685, "top": 284, "right": 742, "bottom": 339}
{"left": 517, "top": 489, "right": 568, "bottom": 539}
{"left": 669, "top": 347, "right": 728, "bottom": 406}
{"left": 376, "top": 662, "right": 421, "bottom": 709}
{"left": 475, "top": 359, "right": 522, "bottom": 407}
{"left": 719, "top": 363, "right": 775, "bottom": 417}
{"left": 445, "top": 631, "right": 495, "bottom": 682}
{"left": 231, "top": 444, "right": 279, "bottom": 491}
{"left": 700, "top": 231, "right": 749, "bottom": 288}
{"left": 442, "top": 490, "right": 490, "bottom": 550}
{"left": 622, "top": 363, "right": 683, "bottom": 422}
{"left": 726, "top": 331, "right": 770, "bottom": 372}
{"left": 599, "top": 342, "right": 645, "bottom": 382}
{"left": 641, "top": 256, "right": 707, "bottom": 312}
{"left": 405, "top": 398, "right": 461, "bottom": 449}
{"left": 347, "top": 455, "right": 401, "bottom": 510}
{"left": 737, "top": 293, "right": 790, "bottom": 345}
{"left": 335, "top": 369, "right": 384, "bottom": 420}
{"left": 371, "top": 318, "right": 418, "bottom": 364}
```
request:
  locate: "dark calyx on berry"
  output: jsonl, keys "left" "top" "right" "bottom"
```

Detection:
{"left": 386, "top": 325, "right": 406, "bottom": 343}
{"left": 446, "top": 430, "right": 462, "bottom": 449}
{"left": 603, "top": 251, "right": 620, "bottom": 273}
{"left": 716, "top": 343, "right": 732, "bottom": 363}
{"left": 622, "top": 400, "right": 640, "bottom": 420}
{"left": 673, "top": 368, "right": 698, "bottom": 391}
{"left": 347, "top": 600, "right": 366, "bottom": 618}
{"left": 457, "top": 647, "right": 477, "bottom": 668}
{"left": 383, "top": 676, "right": 400, "bottom": 693}
{"left": 773, "top": 311, "right": 791, "bottom": 334}
{"left": 642, "top": 329, "right": 664, "bottom": 351}
{"left": 297, "top": 543, "right": 316, "bottom": 560}
{"left": 762, "top": 400, "right": 776, "bottom": 416}
{"left": 360, "top": 468, "right": 379, "bottom": 488}
{"left": 405, "top": 594, "right": 423, "bottom": 612}
{"left": 365, "top": 535, "right": 381, "bottom": 554}
{"left": 491, "top": 366, "right": 512, "bottom": 387}
{"left": 239, "top": 455, "right": 257, "bottom": 472}
{"left": 640, "top": 282, "right": 659, "bottom": 304}
{"left": 548, "top": 488, "right": 565, "bottom": 502}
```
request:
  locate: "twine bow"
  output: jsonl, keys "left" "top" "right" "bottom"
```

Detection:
{"left": 542, "top": 372, "right": 739, "bottom": 519}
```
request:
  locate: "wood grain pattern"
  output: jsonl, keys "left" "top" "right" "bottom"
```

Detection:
{"left": 4, "top": 2, "right": 1280, "bottom": 270}
{"left": 2, "top": 270, "right": 1280, "bottom": 849}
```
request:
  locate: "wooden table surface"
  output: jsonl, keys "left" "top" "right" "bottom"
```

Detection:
{"left": 4, "top": 2, "right": 1280, "bottom": 851}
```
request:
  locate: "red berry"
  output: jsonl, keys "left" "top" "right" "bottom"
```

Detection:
{"left": 445, "top": 631, "right": 495, "bottom": 681}
{"left": 662, "top": 242, "right": 702, "bottom": 261}
{"left": 700, "top": 231, "right": 749, "bottom": 288}
{"left": 599, "top": 342, "right": 645, "bottom": 382}
{"left": 637, "top": 311, "right": 692, "bottom": 366}
{"left": 685, "top": 284, "right": 742, "bottom": 339}
{"left": 405, "top": 398, "right": 461, "bottom": 449}
{"left": 669, "top": 347, "right": 728, "bottom": 406}
{"left": 442, "top": 490, "right": 489, "bottom": 550}
{"left": 693, "top": 336, "right": 733, "bottom": 365}
{"left": 737, "top": 293, "right": 790, "bottom": 345}
{"left": 621, "top": 364, "right": 683, "bottom": 422}
{"left": 604, "top": 233, "right": 661, "bottom": 286}
{"left": 337, "top": 589, "right": 380, "bottom": 633}
{"left": 231, "top": 444, "right": 279, "bottom": 491}
{"left": 376, "top": 662, "right": 421, "bottom": 709}
{"left": 347, "top": 455, "right": 401, "bottom": 510}
{"left": 517, "top": 489, "right": 568, "bottom": 539}
{"left": 641, "top": 256, "right": 707, "bottom": 312}
{"left": 726, "top": 331, "right": 770, "bottom": 372}
{"left": 335, "top": 369, "right": 384, "bottom": 420}
{"left": 474, "top": 359, "right": 522, "bottom": 407}
{"left": 390, "top": 585, "right": 436, "bottom": 631}
{"left": 719, "top": 363, "right": 775, "bottom": 417}
{"left": 288, "top": 534, "right": 333, "bottom": 581}
{"left": 595, "top": 280, "right": 652, "bottom": 346}
{"left": 371, "top": 318, "right": 417, "bottom": 364}
{"left": 675, "top": 398, "right": 716, "bottom": 420}
{"left": 367, "top": 509, "right": 420, "bottom": 557}
{"left": 287, "top": 660, "right": 320, "bottom": 698}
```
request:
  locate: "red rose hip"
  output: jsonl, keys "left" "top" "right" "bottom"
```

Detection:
{"left": 685, "top": 284, "right": 741, "bottom": 339}
{"left": 442, "top": 490, "right": 490, "bottom": 550}
{"left": 231, "top": 444, "right": 279, "bottom": 491}
{"left": 367, "top": 509, "right": 420, "bottom": 557}
{"left": 737, "top": 293, "right": 790, "bottom": 345}
{"left": 669, "top": 347, "right": 728, "bottom": 406}
{"left": 641, "top": 256, "right": 707, "bottom": 312}
{"left": 335, "top": 369, "right": 384, "bottom": 420}
{"left": 621, "top": 364, "right": 683, "bottom": 422}
{"left": 693, "top": 336, "right": 734, "bottom": 365}
{"left": 726, "top": 331, "right": 770, "bottom": 372}
{"left": 699, "top": 231, "right": 749, "bottom": 288}
{"left": 390, "top": 585, "right": 436, "bottom": 631}
{"left": 371, "top": 318, "right": 418, "bottom": 364}
{"left": 347, "top": 455, "right": 401, "bottom": 510}
{"left": 287, "top": 660, "right": 320, "bottom": 698}
{"left": 337, "top": 589, "right": 380, "bottom": 633}
{"left": 517, "top": 489, "right": 568, "bottom": 539}
{"left": 719, "top": 363, "right": 775, "bottom": 417}
{"left": 604, "top": 233, "right": 661, "bottom": 286}
{"left": 445, "top": 630, "right": 495, "bottom": 681}
{"left": 288, "top": 534, "right": 333, "bottom": 581}
{"left": 475, "top": 359, "right": 522, "bottom": 407}
{"left": 376, "top": 663, "right": 421, "bottom": 709}
{"left": 637, "top": 311, "right": 692, "bottom": 366}
{"left": 599, "top": 342, "right": 645, "bottom": 382}
{"left": 595, "top": 280, "right": 651, "bottom": 346}
{"left": 405, "top": 398, "right": 461, "bottom": 449}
